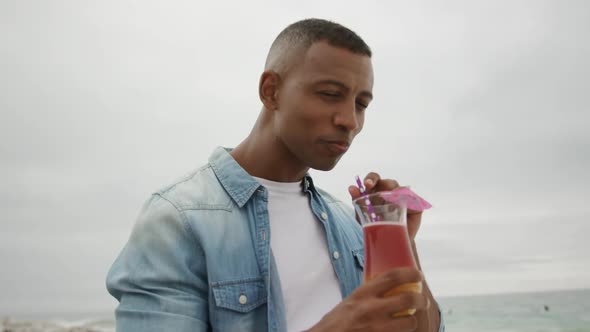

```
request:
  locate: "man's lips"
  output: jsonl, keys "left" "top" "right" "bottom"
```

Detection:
{"left": 320, "top": 139, "right": 350, "bottom": 153}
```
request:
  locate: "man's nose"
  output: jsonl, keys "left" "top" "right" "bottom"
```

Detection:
{"left": 333, "top": 102, "right": 360, "bottom": 131}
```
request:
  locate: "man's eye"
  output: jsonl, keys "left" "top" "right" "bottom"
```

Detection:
{"left": 319, "top": 91, "right": 341, "bottom": 97}
{"left": 356, "top": 101, "right": 368, "bottom": 109}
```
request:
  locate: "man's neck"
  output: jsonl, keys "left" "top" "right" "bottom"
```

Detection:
{"left": 230, "top": 120, "right": 309, "bottom": 183}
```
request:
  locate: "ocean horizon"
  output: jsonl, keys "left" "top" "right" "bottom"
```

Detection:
{"left": 3, "top": 288, "right": 589, "bottom": 332}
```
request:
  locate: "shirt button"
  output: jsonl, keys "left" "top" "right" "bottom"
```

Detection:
{"left": 238, "top": 294, "right": 248, "bottom": 305}
{"left": 320, "top": 212, "right": 328, "bottom": 220}
{"left": 333, "top": 251, "right": 340, "bottom": 260}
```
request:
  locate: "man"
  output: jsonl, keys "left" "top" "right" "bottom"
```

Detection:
{"left": 107, "top": 18, "right": 444, "bottom": 332}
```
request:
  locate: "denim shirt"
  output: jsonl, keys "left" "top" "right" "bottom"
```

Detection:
{"left": 107, "top": 147, "right": 445, "bottom": 332}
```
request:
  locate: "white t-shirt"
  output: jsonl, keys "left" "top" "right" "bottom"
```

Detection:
{"left": 254, "top": 177, "right": 342, "bottom": 331}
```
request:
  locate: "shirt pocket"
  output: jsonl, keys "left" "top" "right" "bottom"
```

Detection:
{"left": 211, "top": 277, "right": 267, "bottom": 313}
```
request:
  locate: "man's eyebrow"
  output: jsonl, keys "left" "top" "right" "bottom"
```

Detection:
{"left": 314, "top": 79, "right": 373, "bottom": 100}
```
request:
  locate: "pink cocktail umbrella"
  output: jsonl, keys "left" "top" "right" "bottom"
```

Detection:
{"left": 380, "top": 187, "right": 432, "bottom": 212}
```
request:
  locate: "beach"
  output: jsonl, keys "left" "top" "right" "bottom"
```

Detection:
{"left": 1, "top": 318, "right": 114, "bottom": 332}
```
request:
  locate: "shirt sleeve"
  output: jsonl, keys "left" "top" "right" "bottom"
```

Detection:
{"left": 106, "top": 194, "right": 209, "bottom": 331}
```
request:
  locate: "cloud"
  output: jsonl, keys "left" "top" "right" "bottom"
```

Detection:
{"left": 416, "top": 211, "right": 590, "bottom": 295}
{"left": 1, "top": 0, "right": 589, "bottom": 314}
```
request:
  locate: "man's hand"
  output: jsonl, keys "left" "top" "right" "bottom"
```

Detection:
{"left": 307, "top": 268, "right": 428, "bottom": 332}
{"left": 348, "top": 172, "right": 422, "bottom": 239}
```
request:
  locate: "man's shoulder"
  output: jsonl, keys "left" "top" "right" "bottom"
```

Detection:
{"left": 153, "top": 163, "right": 232, "bottom": 211}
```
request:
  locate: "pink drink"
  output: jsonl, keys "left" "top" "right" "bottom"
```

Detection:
{"left": 363, "top": 222, "right": 422, "bottom": 316}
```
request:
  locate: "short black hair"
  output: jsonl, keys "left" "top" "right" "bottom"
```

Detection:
{"left": 271, "top": 18, "right": 372, "bottom": 57}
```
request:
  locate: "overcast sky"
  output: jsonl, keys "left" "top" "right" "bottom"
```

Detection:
{"left": 1, "top": 0, "right": 589, "bottom": 317}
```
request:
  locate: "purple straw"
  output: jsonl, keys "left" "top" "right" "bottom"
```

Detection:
{"left": 355, "top": 175, "right": 377, "bottom": 222}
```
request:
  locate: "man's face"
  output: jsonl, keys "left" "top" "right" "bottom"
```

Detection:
{"left": 273, "top": 41, "right": 374, "bottom": 171}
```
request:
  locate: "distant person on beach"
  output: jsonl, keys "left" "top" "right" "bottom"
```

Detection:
{"left": 106, "top": 18, "right": 445, "bottom": 332}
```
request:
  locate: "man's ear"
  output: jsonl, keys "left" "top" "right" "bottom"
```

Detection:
{"left": 259, "top": 71, "right": 280, "bottom": 111}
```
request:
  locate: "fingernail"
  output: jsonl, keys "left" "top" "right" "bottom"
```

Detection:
{"left": 365, "top": 179, "right": 374, "bottom": 186}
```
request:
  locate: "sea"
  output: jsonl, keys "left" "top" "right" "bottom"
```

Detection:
{"left": 2, "top": 288, "right": 588, "bottom": 331}
{"left": 438, "top": 288, "right": 590, "bottom": 332}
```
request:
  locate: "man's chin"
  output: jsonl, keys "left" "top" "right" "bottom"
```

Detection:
{"left": 309, "top": 157, "right": 342, "bottom": 172}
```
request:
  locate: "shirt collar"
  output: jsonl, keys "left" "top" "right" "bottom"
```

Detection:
{"left": 302, "top": 173, "right": 317, "bottom": 193}
{"left": 209, "top": 147, "right": 319, "bottom": 207}
{"left": 209, "top": 147, "right": 261, "bottom": 208}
